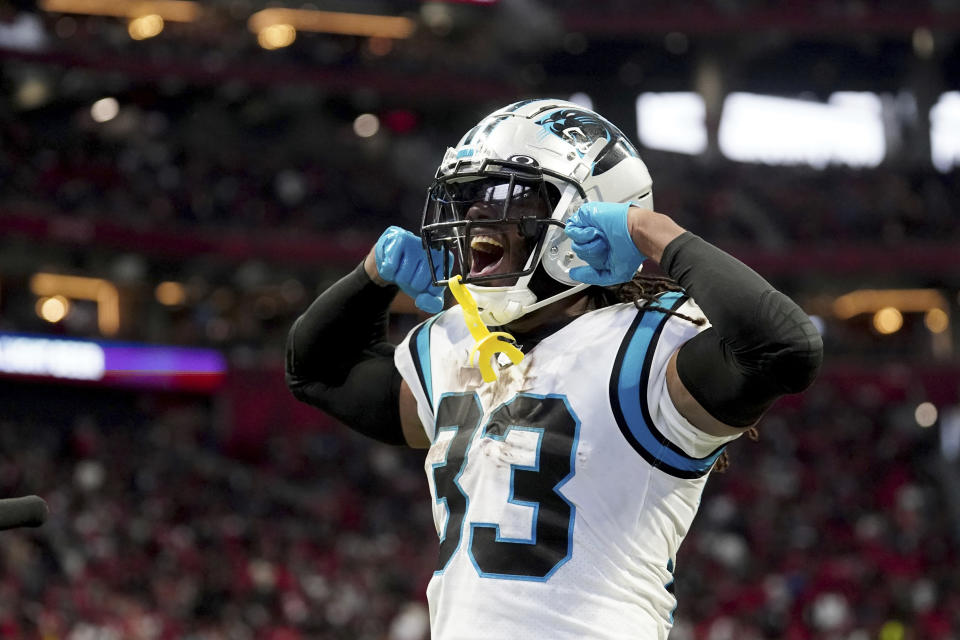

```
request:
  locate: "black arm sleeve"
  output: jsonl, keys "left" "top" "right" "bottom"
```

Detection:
{"left": 660, "top": 232, "right": 823, "bottom": 427}
{"left": 285, "top": 262, "right": 407, "bottom": 445}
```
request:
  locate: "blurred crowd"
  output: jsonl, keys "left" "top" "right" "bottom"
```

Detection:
{"left": 672, "top": 379, "right": 960, "bottom": 640}
{"left": 1, "top": 2, "right": 958, "bottom": 639}
{"left": 2, "top": 108, "right": 958, "bottom": 248}
{"left": 550, "top": 0, "right": 960, "bottom": 11}
{"left": 0, "top": 102, "right": 425, "bottom": 236}
{"left": 4, "top": 102, "right": 958, "bottom": 360}
{"left": 0, "top": 383, "right": 435, "bottom": 640}
{"left": 0, "top": 374, "right": 957, "bottom": 639}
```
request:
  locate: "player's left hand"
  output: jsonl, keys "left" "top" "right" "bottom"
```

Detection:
{"left": 565, "top": 202, "right": 647, "bottom": 285}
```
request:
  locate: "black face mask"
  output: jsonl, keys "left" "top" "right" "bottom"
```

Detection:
{"left": 421, "top": 160, "right": 573, "bottom": 287}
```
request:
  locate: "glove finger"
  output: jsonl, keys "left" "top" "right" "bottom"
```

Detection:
{"left": 376, "top": 236, "right": 400, "bottom": 282}
{"left": 568, "top": 265, "right": 607, "bottom": 285}
{"left": 572, "top": 203, "right": 600, "bottom": 226}
{"left": 565, "top": 211, "right": 584, "bottom": 229}
{"left": 415, "top": 292, "right": 444, "bottom": 314}
{"left": 394, "top": 251, "right": 418, "bottom": 287}
{"left": 572, "top": 254, "right": 605, "bottom": 272}
{"left": 408, "top": 258, "right": 432, "bottom": 293}
{"left": 377, "top": 226, "right": 413, "bottom": 278}
{"left": 570, "top": 236, "right": 607, "bottom": 258}
{"left": 571, "top": 243, "right": 609, "bottom": 272}
{"left": 574, "top": 255, "right": 607, "bottom": 272}
{"left": 564, "top": 224, "right": 601, "bottom": 243}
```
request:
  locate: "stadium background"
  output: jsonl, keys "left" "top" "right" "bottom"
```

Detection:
{"left": 1, "top": 0, "right": 959, "bottom": 637}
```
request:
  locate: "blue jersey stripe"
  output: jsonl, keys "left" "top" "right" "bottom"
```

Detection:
{"left": 610, "top": 293, "right": 727, "bottom": 478}
{"left": 410, "top": 314, "right": 441, "bottom": 410}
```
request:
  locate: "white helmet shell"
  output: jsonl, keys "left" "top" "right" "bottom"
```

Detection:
{"left": 426, "top": 99, "right": 654, "bottom": 324}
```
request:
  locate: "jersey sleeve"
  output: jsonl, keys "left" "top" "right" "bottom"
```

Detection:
{"left": 610, "top": 293, "right": 740, "bottom": 479}
{"left": 395, "top": 314, "right": 442, "bottom": 443}
{"left": 645, "top": 297, "right": 741, "bottom": 462}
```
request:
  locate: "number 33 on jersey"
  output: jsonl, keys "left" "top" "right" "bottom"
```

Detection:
{"left": 429, "top": 391, "right": 578, "bottom": 580}
{"left": 396, "top": 293, "right": 744, "bottom": 640}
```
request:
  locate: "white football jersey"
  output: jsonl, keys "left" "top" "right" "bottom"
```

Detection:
{"left": 395, "top": 292, "right": 741, "bottom": 640}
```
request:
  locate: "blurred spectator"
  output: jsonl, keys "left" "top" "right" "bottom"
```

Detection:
{"left": 2, "top": 95, "right": 958, "bottom": 246}
{"left": 0, "top": 382, "right": 435, "bottom": 640}
{"left": 1, "top": 373, "right": 958, "bottom": 639}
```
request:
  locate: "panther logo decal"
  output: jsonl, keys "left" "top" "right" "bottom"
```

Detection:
{"left": 536, "top": 109, "right": 612, "bottom": 156}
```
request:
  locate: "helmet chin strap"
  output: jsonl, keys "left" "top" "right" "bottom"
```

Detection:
{"left": 464, "top": 281, "right": 590, "bottom": 326}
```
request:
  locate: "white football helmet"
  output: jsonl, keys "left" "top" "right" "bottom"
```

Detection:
{"left": 421, "top": 99, "right": 653, "bottom": 325}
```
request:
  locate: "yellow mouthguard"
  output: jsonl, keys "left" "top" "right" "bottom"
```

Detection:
{"left": 447, "top": 275, "right": 524, "bottom": 383}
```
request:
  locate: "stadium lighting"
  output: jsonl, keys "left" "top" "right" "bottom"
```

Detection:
{"left": 353, "top": 113, "right": 380, "bottom": 138}
{"left": 420, "top": 3, "right": 453, "bottom": 35}
{"left": 0, "top": 335, "right": 105, "bottom": 381}
{"left": 872, "top": 307, "right": 903, "bottom": 334}
{"left": 931, "top": 92, "right": 960, "bottom": 172}
{"left": 832, "top": 288, "right": 952, "bottom": 357}
{"left": 90, "top": 97, "right": 119, "bottom": 123}
{"left": 248, "top": 8, "right": 416, "bottom": 40}
{"left": 128, "top": 14, "right": 164, "bottom": 40}
{"left": 257, "top": 23, "right": 296, "bottom": 50}
{"left": 832, "top": 289, "right": 948, "bottom": 320}
{"left": 636, "top": 92, "right": 706, "bottom": 155}
{"left": 39, "top": 0, "right": 199, "bottom": 22}
{"left": 925, "top": 308, "right": 949, "bottom": 334}
{"left": 912, "top": 27, "right": 935, "bottom": 59}
{"left": 719, "top": 92, "right": 885, "bottom": 168}
{"left": 30, "top": 273, "right": 120, "bottom": 336}
{"left": 15, "top": 77, "right": 51, "bottom": 110}
{"left": 155, "top": 282, "right": 186, "bottom": 306}
{"left": 36, "top": 296, "right": 70, "bottom": 324}
{"left": 915, "top": 402, "right": 938, "bottom": 428}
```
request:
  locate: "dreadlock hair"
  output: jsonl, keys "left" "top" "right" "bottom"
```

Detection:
{"left": 585, "top": 272, "right": 759, "bottom": 473}
{"left": 584, "top": 271, "right": 705, "bottom": 326}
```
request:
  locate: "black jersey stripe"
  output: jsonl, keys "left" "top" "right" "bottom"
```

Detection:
{"left": 609, "top": 293, "right": 727, "bottom": 479}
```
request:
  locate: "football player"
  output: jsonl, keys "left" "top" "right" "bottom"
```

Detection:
{"left": 286, "top": 99, "right": 822, "bottom": 639}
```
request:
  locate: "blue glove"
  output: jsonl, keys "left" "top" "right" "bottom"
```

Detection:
{"left": 564, "top": 202, "right": 647, "bottom": 285}
{"left": 374, "top": 226, "right": 449, "bottom": 313}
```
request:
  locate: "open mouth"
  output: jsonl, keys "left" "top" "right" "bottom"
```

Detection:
{"left": 469, "top": 234, "right": 506, "bottom": 277}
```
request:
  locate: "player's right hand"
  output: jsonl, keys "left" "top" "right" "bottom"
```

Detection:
{"left": 373, "top": 226, "right": 448, "bottom": 314}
